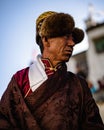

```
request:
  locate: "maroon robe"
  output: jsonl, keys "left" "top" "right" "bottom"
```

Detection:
{"left": 0, "top": 63, "right": 104, "bottom": 130}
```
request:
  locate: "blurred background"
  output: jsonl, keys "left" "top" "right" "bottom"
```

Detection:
{"left": 0, "top": 0, "right": 104, "bottom": 122}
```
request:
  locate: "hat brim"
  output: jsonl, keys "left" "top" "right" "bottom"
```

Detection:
{"left": 72, "top": 27, "right": 84, "bottom": 44}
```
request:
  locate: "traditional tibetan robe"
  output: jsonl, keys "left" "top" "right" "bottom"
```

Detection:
{"left": 0, "top": 55, "right": 104, "bottom": 130}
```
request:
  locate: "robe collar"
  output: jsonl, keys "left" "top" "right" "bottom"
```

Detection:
{"left": 29, "top": 54, "right": 67, "bottom": 92}
{"left": 29, "top": 55, "right": 48, "bottom": 92}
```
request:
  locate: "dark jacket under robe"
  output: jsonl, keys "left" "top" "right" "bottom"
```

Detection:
{"left": 0, "top": 65, "right": 104, "bottom": 130}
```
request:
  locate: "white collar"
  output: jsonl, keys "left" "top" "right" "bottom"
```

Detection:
{"left": 28, "top": 54, "right": 48, "bottom": 92}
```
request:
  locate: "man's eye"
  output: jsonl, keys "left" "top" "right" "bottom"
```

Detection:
{"left": 64, "top": 34, "right": 70, "bottom": 40}
{"left": 65, "top": 34, "right": 74, "bottom": 41}
{"left": 66, "top": 34, "right": 70, "bottom": 38}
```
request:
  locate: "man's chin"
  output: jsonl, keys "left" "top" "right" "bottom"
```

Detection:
{"left": 64, "top": 58, "right": 70, "bottom": 62}
{"left": 63, "top": 54, "right": 71, "bottom": 62}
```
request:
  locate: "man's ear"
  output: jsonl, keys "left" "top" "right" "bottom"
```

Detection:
{"left": 42, "top": 37, "right": 50, "bottom": 47}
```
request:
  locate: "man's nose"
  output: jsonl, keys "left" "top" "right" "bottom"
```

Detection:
{"left": 65, "top": 35, "right": 75, "bottom": 46}
{"left": 67, "top": 39, "right": 75, "bottom": 47}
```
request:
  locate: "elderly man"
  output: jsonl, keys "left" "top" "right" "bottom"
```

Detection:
{"left": 0, "top": 11, "right": 104, "bottom": 130}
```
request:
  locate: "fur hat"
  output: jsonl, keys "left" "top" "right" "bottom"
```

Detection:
{"left": 36, "top": 11, "right": 57, "bottom": 44}
{"left": 39, "top": 13, "right": 84, "bottom": 44}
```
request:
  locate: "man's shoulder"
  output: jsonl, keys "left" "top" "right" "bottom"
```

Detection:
{"left": 67, "top": 71, "right": 77, "bottom": 78}
{"left": 67, "top": 71, "right": 88, "bottom": 87}
{"left": 13, "top": 67, "right": 29, "bottom": 86}
{"left": 14, "top": 67, "right": 29, "bottom": 78}
{"left": 67, "top": 71, "right": 86, "bottom": 81}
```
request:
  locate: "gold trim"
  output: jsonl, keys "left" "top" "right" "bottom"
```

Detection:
{"left": 24, "top": 88, "right": 31, "bottom": 99}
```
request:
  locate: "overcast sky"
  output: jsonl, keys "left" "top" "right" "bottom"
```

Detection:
{"left": 0, "top": 0, "right": 104, "bottom": 97}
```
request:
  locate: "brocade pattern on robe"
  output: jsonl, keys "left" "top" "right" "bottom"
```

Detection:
{"left": 0, "top": 65, "right": 104, "bottom": 130}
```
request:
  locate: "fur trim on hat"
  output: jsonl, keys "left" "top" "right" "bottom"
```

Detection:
{"left": 36, "top": 12, "right": 84, "bottom": 45}
{"left": 40, "top": 13, "right": 75, "bottom": 38}
{"left": 72, "top": 27, "right": 84, "bottom": 44}
{"left": 36, "top": 11, "right": 57, "bottom": 45}
{"left": 36, "top": 11, "right": 57, "bottom": 32}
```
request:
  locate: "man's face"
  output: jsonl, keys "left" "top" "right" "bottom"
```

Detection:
{"left": 42, "top": 35, "right": 75, "bottom": 66}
